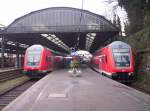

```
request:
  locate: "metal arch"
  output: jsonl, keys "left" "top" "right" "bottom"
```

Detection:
{"left": 3, "top": 7, "right": 119, "bottom": 34}
{"left": 0, "top": 7, "right": 119, "bottom": 54}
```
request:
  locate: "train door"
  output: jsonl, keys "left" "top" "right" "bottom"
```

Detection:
{"left": 98, "top": 56, "right": 102, "bottom": 73}
{"left": 100, "top": 53, "right": 108, "bottom": 73}
{"left": 51, "top": 56, "right": 54, "bottom": 70}
{"left": 94, "top": 56, "right": 99, "bottom": 69}
{"left": 50, "top": 55, "right": 54, "bottom": 70}
{"left": 103, "top": 54, "right": 108, "bottom": 72}
{"left": 46, "top": 51, "right": 53, "bottom": 71}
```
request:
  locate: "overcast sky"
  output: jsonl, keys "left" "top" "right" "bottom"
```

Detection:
{"left": 0, "top": 0, "right": 127, "bottom": 26}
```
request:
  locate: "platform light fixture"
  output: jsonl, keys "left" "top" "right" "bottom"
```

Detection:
{"left": 41, "top": 34, "right": 48, "bottom": 37}
{"left": 7, "top": 41, "right": 14, "bottom": 45}
{"left": 19, "top": 43, "right": 29, "bottom": 48}
{"left": 6, "top": 40, "right": 29, "bottom": 49}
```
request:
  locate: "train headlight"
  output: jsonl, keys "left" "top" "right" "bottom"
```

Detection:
{"left": 128, "top": 72, "right": 132, "bottom": 76}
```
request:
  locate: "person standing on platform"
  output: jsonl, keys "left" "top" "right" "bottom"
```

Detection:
{"left": 70, "top": 56, "right": 80, "bottom": 77}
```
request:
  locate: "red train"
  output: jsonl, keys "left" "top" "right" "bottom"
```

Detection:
{"left": 91, "top": 41, "right": 135, "bottom": 83}
{"left": 23, "top": 45, "right": 63, "bottom": 77}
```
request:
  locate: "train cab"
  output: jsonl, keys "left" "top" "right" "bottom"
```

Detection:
{"left": 23, "top": 45, "right": 53, "bottom": 77}
{"left": 109, "top": 41, "right": 135, "bottom": 80}
{"left": 92, "top": 41, "right": 135, "bottom": 83}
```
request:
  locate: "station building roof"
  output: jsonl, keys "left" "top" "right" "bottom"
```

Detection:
{"left": 0, "top": 7, "right": 119, "bottom": 54}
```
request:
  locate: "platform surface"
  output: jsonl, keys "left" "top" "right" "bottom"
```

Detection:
{"left": 3, "top": 68, "right": 150, "bottom": 111}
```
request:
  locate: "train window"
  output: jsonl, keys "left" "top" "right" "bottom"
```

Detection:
{"left": 46, "top": 56, "right": 49, "bottom": 61}
{"left": 26, "top": 50, "right": 41, "bottom": 67}
{"left": 50, "top": 56, "right": 52, "bottom": 61}
{"left": 46, "top": 56, "right": 52, "bottom": 62}
{"left": 99, "top": 55, "right": 107, "bottom": 63}
{"left": 105, "top": 55, "right": 107, "bottom": 63}
{"left": 112, "top": 49, "right": 130, "bottom": 68}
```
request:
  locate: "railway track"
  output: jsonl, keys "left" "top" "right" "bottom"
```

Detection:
{"left": 0, "top": 80, "right": 37, "bottom": 111}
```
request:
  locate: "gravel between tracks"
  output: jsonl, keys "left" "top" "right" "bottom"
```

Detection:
{"left": 0, "top": 79, "right": 36, "bottom": 111}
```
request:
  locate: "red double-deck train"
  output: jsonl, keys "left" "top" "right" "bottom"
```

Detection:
{"left": 23, "top": 45, "right": 63, "bottom": 77}
{"left": 91, "top": 41, "right": 135, "bottom": 83}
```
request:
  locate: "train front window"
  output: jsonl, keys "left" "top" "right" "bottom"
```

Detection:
{"left": 112, "top": 49, "right": 130, "bottom": 68}
{"left": 27, "top": 50, "right": 41, "bottom": 67}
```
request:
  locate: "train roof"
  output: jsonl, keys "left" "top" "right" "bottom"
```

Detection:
{"left": 27, "top": 44, "right": 44, "bottom": 50}
{"left": 27, "top": 44, "right": 66, "bottom": 56}
{"left": 93, "top": 41, "right": 131, "bottom": 55}
{"left": 109, "top": 41, "right": 131, "bottom": 49}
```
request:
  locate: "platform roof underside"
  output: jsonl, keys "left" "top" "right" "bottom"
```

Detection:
{"left": 1, "top": 7, "right": 119, "bottom": 54}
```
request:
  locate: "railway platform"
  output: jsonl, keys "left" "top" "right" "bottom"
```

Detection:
{"left": 0, "top": 68, "right": 22, "bottom": 73}
{"left": 0, "top": 68, "right": 23, "bottom": 83}
{"left": 2, "top": 68, "right": 150, "bottom": 111}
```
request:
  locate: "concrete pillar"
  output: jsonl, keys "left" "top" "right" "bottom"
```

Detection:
{"left": 19, "top": 54, "right": 22, "bottom": 67}
{"left": 15, "top": 42, "right": 20, "bottom": 68}
{"left": 1, "top": 35, "right": 5, "bottom": 68}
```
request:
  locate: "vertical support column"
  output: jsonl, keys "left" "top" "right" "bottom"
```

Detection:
{"left": 19, "top": 54, "right": 22, "bottom": 67}
{"left": 15, "top": 42, "right": 20, "bottom": 68}
{"left": 1, "top": 35, "right": 5, "bottom": 68}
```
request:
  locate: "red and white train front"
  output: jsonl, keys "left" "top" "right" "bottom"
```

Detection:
{"left": 109, "top": 41, "right": 134, "bottom": 81}
{"left": 92, "top": 41, "right": 135, "bottom": 82}
{"left": 24, "top": 45, "right": 53, "bottom": 77}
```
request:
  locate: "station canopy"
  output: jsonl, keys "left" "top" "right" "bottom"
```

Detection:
{"left": 0, "top": 7, "right": 119, "bottom": 54}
